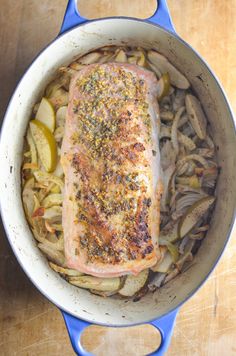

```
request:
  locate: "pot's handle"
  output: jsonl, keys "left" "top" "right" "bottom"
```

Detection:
{"left": 62, "top": 308, "right": 178, "bottom": 355}
{"left": 149, "top": 308, "right": 178, "bottom": 355}
{"left": 148, "top": 0, "right": 175, "bottom": 32}
{"left": 62, "top": 311, "right": 92, "bottom": 355}
{"left": 60, "top": 0, "right": 175, "bottom": 34}
{"left": 60, "top": 0, "right": 86, "bottom": 34}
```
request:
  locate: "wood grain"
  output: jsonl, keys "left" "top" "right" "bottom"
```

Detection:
{"left": 0, "top": 1, "right": 236, "bottom": 355}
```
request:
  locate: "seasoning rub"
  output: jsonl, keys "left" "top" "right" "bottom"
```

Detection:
{"left": 61, "top": 63, "right": 163, "bottom": 277}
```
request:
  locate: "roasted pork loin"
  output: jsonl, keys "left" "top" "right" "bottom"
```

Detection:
{"left": 61, "top": 63, "right": 162, "bottom": 277}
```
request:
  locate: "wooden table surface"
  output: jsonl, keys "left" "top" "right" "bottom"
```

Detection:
{"left": 0, "top": 1, "right": 236, "bottom": 355}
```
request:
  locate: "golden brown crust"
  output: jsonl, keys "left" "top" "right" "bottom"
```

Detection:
{"left": 61, "top": 63, "right": 161, "bottom": 275}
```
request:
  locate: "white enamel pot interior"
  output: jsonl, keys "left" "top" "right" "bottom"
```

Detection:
{"left": 0, "top": 18, "right": 236, "bottom": 327}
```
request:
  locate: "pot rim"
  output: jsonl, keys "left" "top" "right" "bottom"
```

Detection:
{"left": 0, "top": 17, "right": 236, "bottom": 326}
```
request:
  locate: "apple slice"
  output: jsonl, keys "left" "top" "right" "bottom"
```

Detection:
{"left": 36, "top": 97, "right": 56, "bottom": 132}
{"left": 49, "top": 262, "right": 83, "bottom": 277}
{"left": 115, "top": 49, "right": 127, "bottom": 63}
{"left": 148, "top": 50, "right": 190, "bottom": 89}
{"left": 151, "top": 251, "right": 173, "bottom": 273}
{"left": 119, "top": 269, "right": 149, "bottom": 297}
{"left": 30, "top": 119, "right": 57, "bottom": 172}
{"left": 157, "top": 73, "right": 170, "bottom": 100}
{"left": 68, "top": 275, "right": 121, "bottom": 292}
{"left": 56, "top": 106, "right": 67, "bottom": 127}
{"left": 42, "top": 193, "right": 62, "bottom": 208}
{"left": 185, "top": 94, "right": 207, "bottom": 140}
{"left": 178, "top": 196, "right": 215, "bottom": 238}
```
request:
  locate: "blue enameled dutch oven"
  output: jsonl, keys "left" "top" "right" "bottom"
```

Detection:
{"left": 0, "top": 1, "right": 236, "bottom": 354}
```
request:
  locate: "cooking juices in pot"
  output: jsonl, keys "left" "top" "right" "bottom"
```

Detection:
{"left": 21, "top": 47, "right": 218, "bottom": 299}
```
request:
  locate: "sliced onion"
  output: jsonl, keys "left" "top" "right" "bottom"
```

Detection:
{"left": 22, "top": 177, "right": 35, "bottom": 225}
{"left": 34, "top": 171, "right": 64, "bottom": 190}
{"left": 178, "top": 132, "right": 196, "bottom": 151}
{"left": 160, "top": 111, "right": 174, "bottom": 121}
{"left": 166, "top": 242, "right": 179, "bottom": 262}
{"left": 176, "top": 175, "right": 201, "bottom": 189}
{"left": 59, "top": 66, "right": 77, "bottom": 77}
{"left": 172, "top": 210, "right": 185, "bottom": 221}
{"left": 176, "top": 154, "right": 209, "bottom": 173}
{"left": 33, "top": 228, "right": 64, "bottom": 251}
{"left": 48, "top": 88, "right": 69, "bottom": 110}
{"left": 69, "top": 275, "right": 121, "bottom": 292}
{"left": 32, "top": 193, "right": 41, "bottom": 214}
{"left": 159, "top": 220, "right": 179, "bottom": 244}
{"left": 160, "top": 95, "right": 172, "bottom": 108}
{"left": 26, "top": 129, "right": 37, "bottom": 165}
{"left": 171, "top": 106, "right": 185, "bottom": 155}
{"left": 90, "top": 289, "right": 119, "bottom": 297}
{"left": 184, "top": 161, "right": 196, "bottom": 176}
{"left": 24, "top": 151, "right": 31, "bottom": 158}
{"left": 196, "top": 225, "right": 209, "bottom": 232}
{"left": 177, "top": 185, "right": 206, "bottom": 195}
{"left": 160, "top": 125, "right": 171, "bottom": 139}
{"left": 69, "top": 62, "right": 85, "bottom": 71}
{"left": 151, "top": 246, "right": 167, "bottom": 270}
{"left": 50, "top": 223, "right": 63, "bottom": 231}
{"left": 169, "top": 190, "right": 181, "bottom": 210}
{"left": 45, "top": 220, "right": 56, "bottom": 233}
{"left": 78, "top": 52, "right": 102, "bottom": 64}
{"left": 148, "top": 273, "right": 166, "bottom": 291}
{"left": 203, "top": 179, "right": 217, "bottom": 189}
{"left": 160, "top": 212, "right": 170, "bottom": 227}
{"left": 189, "top": 232, "right": 205, "bottom": 240}
{"left": 173, "top": 89, "right": 186, "bottom": 111}
{"left": 43, "top": 206, "right": 62, "bottom": 220}
{"left": 178, "top": 145, "right": 187, "bottom": 160}
{"left": 42, "top": 193, "right": 62, "bottom": 208}
{"left": 169, "top": 169, "right": 177, "bottom": 198}
{"left": 56, "top": 106, "right": 67, "bottom": 127}
{"left": 176, "top": 162, "right": 189, "bottom": 176}
{"left": 100, "top": 46, "right": 118, "bottom": 52}
{"left": 38, "top": 243, "right": 65, "bottom": 265}
{"left": 22, "top": 163, "right": 39, "bottom": 171}
{"left": 175, "top": 192, "right": 205, "bottom": 213}
{"left": 161, "top": 165, "right": 176, "bottom": 212}
{"left": 181, "top": 122, "right": 195, "bottom": 136}
{"left": 196, "top": 167, "right": 218, "bottom": 189}
{"left": 45, "top": 80, "right": 62, "bottom": 99}
{"left": 160, "top": 140, "right": 176, "bottom": 171}
{"left": 128, "top": 56, "right": 137, "bottom": 64}
{"left": 98, "top": 53, "right": 116, "bottom": 63}
{"left": 175, "top": 240, "right": 195, "bottom": 270}
{"left": 178, "top": 236, "right": 190, "bottom": 254}
{"left": 163, "top": 268, "right": 179, "bottom": 285}
{"left": 194, "top": 148, "right": 214, "bottom": 158}
{"left": 49, "top": 262, "right": 83, "bottom": 276}
{"left": 54, "top": 126, "right": 64, "bottom": 142}
{"left": 146, "top": 60, "right": 162, "bottom": 78}
{"left": 53, "top": 160, "right": 64, "bottom": 178}
{"left": 33, "top": 102, "right": 40, "bottom": 115}
{"left": 178, "top": 114, "right": 189, "bottom": 128}
{"left": 115, "top": 50, "right": 127, "bottom": 63}
{"left": 206, "top": 135, "right": 215, "bottom": 149}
